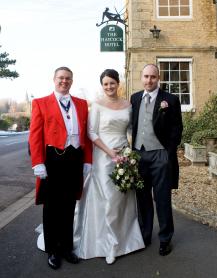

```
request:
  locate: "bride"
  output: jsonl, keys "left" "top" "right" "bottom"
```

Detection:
{"left": 73, "top": 69, "right": 145, "bottom": 264}
{"left": 37, "top": 69, "right": 145, "bottom": 264}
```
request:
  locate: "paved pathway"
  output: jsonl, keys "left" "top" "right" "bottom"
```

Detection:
{"left": 0, "top": 203, "right": 217, "bottom": 278}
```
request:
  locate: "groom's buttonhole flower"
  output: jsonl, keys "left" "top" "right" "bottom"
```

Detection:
{"left": 109, "top": 146, "right": 144, "bottom": 193}
{"left": 159, "top": 100, "right": 169, "bottom": 111}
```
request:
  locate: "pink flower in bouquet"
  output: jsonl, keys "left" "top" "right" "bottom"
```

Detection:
{"left": 112, "top": 155, "right": 128, "bottom": 164}
{"left": 112, "top": 156, "right": 121, "bottom": 163}
{"left": 109, "top": 146, "right": 144, "bottom": 193}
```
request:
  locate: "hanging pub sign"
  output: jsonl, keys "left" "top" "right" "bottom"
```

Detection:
{"left": 96, "top": 7, "right": 127, "bottom": 52}
{"left": 100, "top": 25, "right": 123, "bottom": 52}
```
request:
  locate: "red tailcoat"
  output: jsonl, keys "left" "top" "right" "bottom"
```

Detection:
{"left": 29, "top": 93, "right": 92, "bottom": 204}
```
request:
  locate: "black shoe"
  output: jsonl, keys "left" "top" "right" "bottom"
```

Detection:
{"left": 48, "top": 254, "right": 61, "bottom": 270}
{"left": 144, "top": 240, "right": 151, "bottom": 248}
{"left": 159, "top": 242, "right": 172, "bottom": 256}
{"left": 63, "top": 252, "right": 80, "bottom": 264}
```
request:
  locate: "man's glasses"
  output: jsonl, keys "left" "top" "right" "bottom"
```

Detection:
{"left": 56, "top": 76, "right": 73, "bottom": 81}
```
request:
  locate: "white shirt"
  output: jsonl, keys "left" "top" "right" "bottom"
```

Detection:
{"left": 32, "top": 92, "right": 92, "bottom": 178}
{"left": 54, "top": 91, "right": 80, "bottom": 149}
{"left": 142, "top": 87, "right": 159, "bottom": 103}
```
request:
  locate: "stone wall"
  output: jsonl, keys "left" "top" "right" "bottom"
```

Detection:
{"left": 125, "top": 0, "right": 217, "bottom": 112}
{"left": 127, "top": 0, "right": 217, "bottom": 48}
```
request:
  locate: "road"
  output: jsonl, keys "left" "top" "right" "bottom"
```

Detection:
{"left": 0, "top": 133, "right": 35, "bottom": 211}
{"left": 0, "top": 133, "right": 29, "bottom": 156}
{"left": 0, "top": 205, "right": 217, "bottom": 278}
{"left": 0, "top": 135, "right": 217, "bottom": 277}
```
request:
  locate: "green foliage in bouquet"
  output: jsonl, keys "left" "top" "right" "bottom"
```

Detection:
{"left": 109, "top": 147, "right": 144, "bottom": 193}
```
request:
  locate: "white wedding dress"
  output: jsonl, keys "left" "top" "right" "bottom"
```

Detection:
{"left": 36, "top": 102, "right": 145, "bottom": 258}
{"left": 73, "top": 103, "right": 145, "bottom": 259}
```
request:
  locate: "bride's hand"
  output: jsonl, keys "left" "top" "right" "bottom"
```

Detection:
{"left": 109, "top": 149, "right": 120, "bottom": 159}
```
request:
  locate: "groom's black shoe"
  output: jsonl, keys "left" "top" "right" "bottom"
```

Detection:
{"left": 48, "top": 254, "right": 61, "bottom": 270}
{"left": 63, "top": 252, "right": 80, "bottom": 264}
{"left": 144, "top": 240, "right": 151, "bottom": 248}
{"left": 159, "top": 242, "right": 172, "bottom": 256}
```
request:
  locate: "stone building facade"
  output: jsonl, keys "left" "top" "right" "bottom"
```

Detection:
{"left": 125, "top": 0, "right": 217, "bottom": 112}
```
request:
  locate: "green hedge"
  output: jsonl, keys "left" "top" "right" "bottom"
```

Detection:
{"left": 16, "top": 116, "right": 30, "bottom": 131}
{"left": 0, "top": 119, "right": 10, "bottom": 130}
{"left": 181, "top": 93, "right": 217, "bottom": 147}
{"left": 191, "top": 129, "right": 217, "bottom": 146}
{"left": 0, "top": 116, "right": 30, "bottom": 131}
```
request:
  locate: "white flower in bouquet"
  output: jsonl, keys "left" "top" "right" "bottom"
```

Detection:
{"left": 118, "top": 169, "right": 125, "bottom": 176}
{"left": 109, "top": 146, "right": 144, "bottom": 193}
{"left": 123, "top": 147, "right": 132, "bottom": 157}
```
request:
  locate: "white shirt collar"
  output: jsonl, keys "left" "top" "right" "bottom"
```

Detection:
{"left": 142, "top": 87, "right": 159, "bottom": 100}
{"left": 54, "top": 91, "right": 71, "bottom": 101}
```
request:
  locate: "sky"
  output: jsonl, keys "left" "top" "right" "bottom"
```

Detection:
{"left": 0, "top": 0, "right": 125, "bottom": 102}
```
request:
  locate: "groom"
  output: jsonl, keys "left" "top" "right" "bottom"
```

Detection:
{"left": 131, "top": 64, "right": 183, "bottom": 256}
{"left": 29, "top": 66, "right": 92, "bottom": 269}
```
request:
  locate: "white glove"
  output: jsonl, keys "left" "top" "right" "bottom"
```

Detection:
{"left": 33, "top": 164, "right": 48, "bottom": 179}
{"left": 83, "top": 163, "right": 92, "bottom": 179}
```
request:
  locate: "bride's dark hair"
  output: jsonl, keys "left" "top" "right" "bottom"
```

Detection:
{"left": 100, "top": 69, "right": 120, "bottom": 84}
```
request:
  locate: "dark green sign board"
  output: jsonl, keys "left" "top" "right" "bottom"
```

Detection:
{"left": 100, "top": 25, "right": 124, "bottom": 52}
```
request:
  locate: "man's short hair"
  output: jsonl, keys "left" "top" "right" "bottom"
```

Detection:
{"left": 54, "top": 67, "right": 73, "bottom": 77}
{"left": 143, "top": 64, "right": 159, "bottom": 75}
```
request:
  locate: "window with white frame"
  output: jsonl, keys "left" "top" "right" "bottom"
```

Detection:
{"left": 157, "top": 58, "right": 193, "bottom": 110}
{"left": 156, "top": 0, "right": 192, "bottom": 18}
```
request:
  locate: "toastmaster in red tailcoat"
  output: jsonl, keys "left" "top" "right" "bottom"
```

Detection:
{"left": 29, "top": 66, "right": 92, "bottom": 270}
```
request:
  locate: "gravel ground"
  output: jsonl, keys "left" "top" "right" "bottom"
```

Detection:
{"left": 172, "top": 150, "right": 217, "bottom": 228}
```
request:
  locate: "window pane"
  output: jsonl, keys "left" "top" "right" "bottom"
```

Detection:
{"left": 169, "top": 0, "right": 179, "bottom": 5}
{"left": 160, "top": 83, "right": 169, "bottom": 93}
{"left": 170, "top": 62, "right": 179, "bottom": 71}
{"left": 159, "top": 7, "right": 169, "bottom": 16}
{"left": 159, "top": 0, "right": 190, "bottom": 17}
{"left": 180, "top": 71, "right": 189, "bottom": 81}
{"left": 170, "top": 7, "right": 179, "bottom": 16}
{"left": 159, "top": 0, "right": 168, "bottom": 5}
{"left": 170, "top": 71, "right": 179, "bottom": 81}
{"left": 170, "top": 83, "right": 180, "bottom": 94}
{"left": 181, "top": 83, "right": 189, "bottom": 94}
{"left": 160, "top": 62, "right": 169, "bottom": 71}
{"left": 158, "top": 59, "right": 191, "bottom": 106}
{"left": 180, "top": 62, "right": 189, "bottom": 70}
{"left": 160, "top": 71, "right": 169, "bottom": 81}
{"left": 180, "top": 6, "right": 190, "bottom": 16}
{"left": 181, "top": 94, "right": 190, "bottom": 104}
{"left": 180, "top": 0, "right": 189, "bottom": 5}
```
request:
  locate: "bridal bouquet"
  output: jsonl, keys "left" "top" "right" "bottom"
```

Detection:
{"left": 109, "top": 146, "right": 144, "bottom": 193}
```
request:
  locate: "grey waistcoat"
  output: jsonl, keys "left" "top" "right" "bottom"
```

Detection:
{"left": 135, "top": 97, "right": 164, "bottom": 151}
